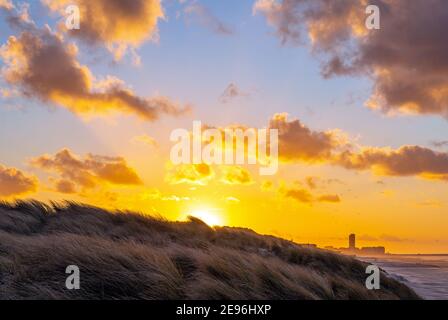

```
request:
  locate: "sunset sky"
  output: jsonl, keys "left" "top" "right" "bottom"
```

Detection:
{"left": 1, "top": 0, "right": 448, "bottom": 253}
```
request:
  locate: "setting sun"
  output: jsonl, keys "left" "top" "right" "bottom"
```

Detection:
{"left": 184, "top": 209, "right": 224, "bottom": 227}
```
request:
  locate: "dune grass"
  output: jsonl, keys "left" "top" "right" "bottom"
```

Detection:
{"left": 0, "top": 200, "right": 420, "bottom": 300}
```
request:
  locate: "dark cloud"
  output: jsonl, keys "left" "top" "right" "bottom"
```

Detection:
{"left": 254, "top": 0, "right": 448, "bottom": 117}
{"left": 220, "top": 83, "right": 249, "bottom": 103}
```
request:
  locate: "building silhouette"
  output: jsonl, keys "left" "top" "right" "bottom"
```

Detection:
{"left": 325, "top": 233, "right": 386, "bottom": 256}
{"left": 349, "top": 233, "right": 356, "bottom": 250}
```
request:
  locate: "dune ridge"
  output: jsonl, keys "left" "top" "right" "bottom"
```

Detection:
{"left": 0, "top": 201, "right": 419, "bottom": 300}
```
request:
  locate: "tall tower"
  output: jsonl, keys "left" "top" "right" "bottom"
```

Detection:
{"left": 349, "top": 233, "right": 356, "bottom": 250}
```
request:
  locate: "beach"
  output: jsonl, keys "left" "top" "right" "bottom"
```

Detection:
{"left": 361, "top": 255, "right": 448, "bottom": 300}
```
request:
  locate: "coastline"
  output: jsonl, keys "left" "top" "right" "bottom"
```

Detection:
{"left": 359, "top": 255, "right": 448, "bottom": 300}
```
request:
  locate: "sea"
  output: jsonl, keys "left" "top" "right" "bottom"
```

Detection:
{"left": 361, "top": 255, "right": 448, "bottom": 300}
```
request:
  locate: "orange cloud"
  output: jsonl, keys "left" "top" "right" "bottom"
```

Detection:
{"left": 131, "top": 134, "right": 159, "bottom": 148}
{"left": 30, "top": 149, "right": 142, "bottom": 192}
{"left": 165, "top": 163, "right": 214, "bottom": 185}
{"left": 305, "top": 176, "right": 318, "bottom": 189}
{"left": 53, "top": 179, "right": 77, "bottom": 194}
{"left": 269, "top": 113, "right": 344, "bottom": 162}
{"left": 280, "top": 184, "right": 341, "bottom": 204}
{"left": 224, "top": 196, "right": 240, "bottom": 203}
{"left": 184, "top": 3, "right": 233, "bottom": 36}
{"left": 220, "top": 166, "right": 253, "bottom": 185}
{"left": 255, "top": 0, "right": 448, "bottom": 118}
{"left": 266, "top": 114, "right": 448, "bottom": 182}
{"left": 281, "top": 186, "right": 314, "bottom": 204}
{"left": 0, "top": 28, "right": 190, "bottom": 121}
{"left": 0, "top": 0, "right": 13, "bottom": 10}
{"left": 184, "top": 114, "right": 448, "bottom": 182}
{"left": 261, "top": 180, "right": 274, "bottom": 191}
{"left": 43, "top": 0, "right": 164, "bottom": 60}
{"left": 0, "top": 164, "right": 38, "bottom": 197}
{"left": 317, "top": 194, "right": 341, "bottom": 203}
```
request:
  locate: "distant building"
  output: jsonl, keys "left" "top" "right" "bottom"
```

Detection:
{"left": 324, "top": 234, "right": 387, "bottom": 256}
{"left": 360, "top": 247, "right": 385, "bottom": 255}
{"left": 349, "top": 233, "right": 356, "bottom": 250}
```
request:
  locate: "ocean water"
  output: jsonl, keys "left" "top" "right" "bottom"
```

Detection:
{"left": 361, "top": 255, "right": 448, "bottom": 300}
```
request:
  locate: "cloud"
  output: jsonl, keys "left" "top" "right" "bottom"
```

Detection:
{"left": 220, "top": 166, "right": 253, "bottom": 185}
{"left": 304, "top": 176, "right": 343, "bottom": 190}
{"left": 317, "top": 194, "right": 341, "bottom": 203}
{"left": 254, "top": 0, "right": 448, "bottom": 118}
{"left": 184, "top": 3, "right": 233, "bottom": 35}
{"left": 269, "top": 113, "right": 345, "bottom": 162}
{"left": 131, "top": 134, "right": 159, "bottom": 148}
{"left": 0, "top": 0, "right": 13, "bottom": 10}
{"left": 165, "top": 163, "right": 214, "bottom": 185}
{"left": 0, "top": 164, "right": 38, "bottom": 197}
{"left": 0, "top": 0, "right": 34, "bottom": 26}
{"left": 261, "top": 180, "right": 273, "bottom": 191}
{"left": 53, "top": 179, "right": 77, "bottom": 194}
{"left": 266, "top": 114, "right": 448, "bottom": 182}
{"left": 431, "top": 140, "right": 448, "bottom": 149}
{"left": 253, "top": 0, "right": 304, "bottom": 45}
{"left": 196, "top": 113, "right": 448, "bottom": 182}
{"left": 220, "top": 83, "right": 249, "bottom": 103}
{"left": 305, "top": 176, "right": 318, "bottom": 189}
{"left": 0, "top": 27, "right": 190, "bottom": 121}
{"left": 42, "top": 0, "right": 164, "bottom": 60}
{"left": 280, "top": 184, "right": 340, "bottom": 204}
{"left": 281, "top": 186, "right": 314, "bottom": 203}
{"left": 30, "top": 149, "right": 142, "bottom": 192}
{"left": 335, "top": 145, "right": 448, "bottom": 181}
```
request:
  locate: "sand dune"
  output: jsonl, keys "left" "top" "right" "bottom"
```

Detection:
{"left": 0, "top": 201, "right": 419, "bottom": 300}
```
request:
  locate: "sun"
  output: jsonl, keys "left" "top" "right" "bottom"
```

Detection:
{"left": 185, "top": 209, "right": 224, "bottom": 227}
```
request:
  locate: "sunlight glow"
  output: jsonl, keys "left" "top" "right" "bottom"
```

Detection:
{"left": 187, "top": 210, "right": 224, "bottom": 227}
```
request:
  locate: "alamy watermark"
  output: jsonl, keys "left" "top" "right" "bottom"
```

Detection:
{"left": 65, "top": 265, "right": 80, "bottom": 290}
{"left": 170, "top": 121, "right": 279, "bottom": 176}
{"left": 365, "top": 265, "right": 380, "bottom": 290}
{"left": 365, "top": 5, "right": 380, "bottom": 30}
{"left": 63, "top": 4, "right": 380, "bottom": 31}
{"left": 65, "top": 5, "right": 80, "bottom": 30}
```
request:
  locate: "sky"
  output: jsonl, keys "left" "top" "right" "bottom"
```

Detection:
{"left": 1, "top": 0, "right": 448, "bottom": 253}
